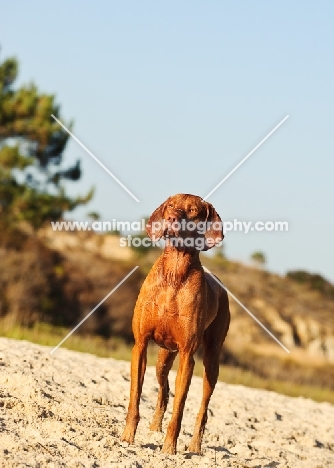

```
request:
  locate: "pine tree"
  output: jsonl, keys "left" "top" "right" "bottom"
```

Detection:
{"left": 0, "top": 54, "right": 92, "bottom": 231}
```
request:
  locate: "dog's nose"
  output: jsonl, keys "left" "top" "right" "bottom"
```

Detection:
{"left": 167, "top": 214, "right": 178, "bottom": 223}
{"left": 167, "top": 209, "right": 182, "bottom": 223}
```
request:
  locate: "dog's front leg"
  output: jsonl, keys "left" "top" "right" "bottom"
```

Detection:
{"left": 161, "top": 351, "right": 195, "bottom": 454}
{"left": 121, "top": 340, "right": 148, "bottom": 444}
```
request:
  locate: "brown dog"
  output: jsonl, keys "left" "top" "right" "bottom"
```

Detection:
{"left": 121, "top": 194, "right": 230, "bottom": 454}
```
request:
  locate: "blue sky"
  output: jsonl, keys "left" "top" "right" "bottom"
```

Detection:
{"left": 2, "top": 1, "right": 334, "bottom": 280}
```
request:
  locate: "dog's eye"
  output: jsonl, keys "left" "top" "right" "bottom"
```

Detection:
{"left": 189, "top": 208, "right": 196, "bottom": 213}
{"left": 168, "top": 204, "right": 174, "bottom": 208}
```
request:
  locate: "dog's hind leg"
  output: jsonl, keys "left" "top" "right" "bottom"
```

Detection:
{"left": 161, "top": 350, "right": 195, "bottom": 454}
{"left": 150, "top": 348, "right": 177, "bottom": 432}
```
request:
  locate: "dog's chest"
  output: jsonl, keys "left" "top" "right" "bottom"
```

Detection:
{"left": 151, "top": 281, "right": 202, "bottom": 317}
{"left": 150, "top": 286, "right": 199, "bottom": 351}
{"left": 155, "top": 287, "right": 177, "bottom": 316}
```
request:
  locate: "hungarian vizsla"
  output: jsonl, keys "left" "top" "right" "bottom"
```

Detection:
{"left": 121, "top": 194, "right": 230, "bottom": 454}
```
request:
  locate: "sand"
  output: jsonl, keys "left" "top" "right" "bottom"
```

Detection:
{"left": 0, "top": 337, "right": 333, "bottom": 467}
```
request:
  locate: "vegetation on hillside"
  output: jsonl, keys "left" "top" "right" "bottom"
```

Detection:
{"left": 287, "top": 269, "right": 334, "bottom": 299}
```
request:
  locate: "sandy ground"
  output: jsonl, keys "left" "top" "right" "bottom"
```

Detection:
{"left": 0, "top": 338, "right": 333, "bottom": 468}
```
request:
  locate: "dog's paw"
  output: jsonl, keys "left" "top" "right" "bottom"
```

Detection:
{"left": 161, "top": 439, "right": 177, "bottom": 455}
{"left": 120, "top": 426, "right": 135, "bottom": 445}
{"left": 187, "top": 439, "right": 202, "bottom": 454}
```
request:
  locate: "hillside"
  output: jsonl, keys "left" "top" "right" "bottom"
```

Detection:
{"left": 1, "top": 338, "right": 333, "bottom": 467}
{"left": 0, "top": 227, "right": 334, "bottom": 397}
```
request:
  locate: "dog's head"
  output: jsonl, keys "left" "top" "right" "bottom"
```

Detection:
{"left": 146, "top": 194, "right": 224, "bottom": 251}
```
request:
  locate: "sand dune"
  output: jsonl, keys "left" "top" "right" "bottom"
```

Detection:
{"left": 0, "top": 337, "right": 333, "bottom": 467}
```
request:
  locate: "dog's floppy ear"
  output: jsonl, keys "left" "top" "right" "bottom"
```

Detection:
{"left": 146, "top": 199, "right": 168, "bottom": 241}
{"left": 203, "top": 202, "right": 224, "bottom": 251}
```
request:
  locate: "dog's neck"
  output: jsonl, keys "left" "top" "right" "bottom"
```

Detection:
{"left": 159, "top": 244, "right": 201, "bottom": 286}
